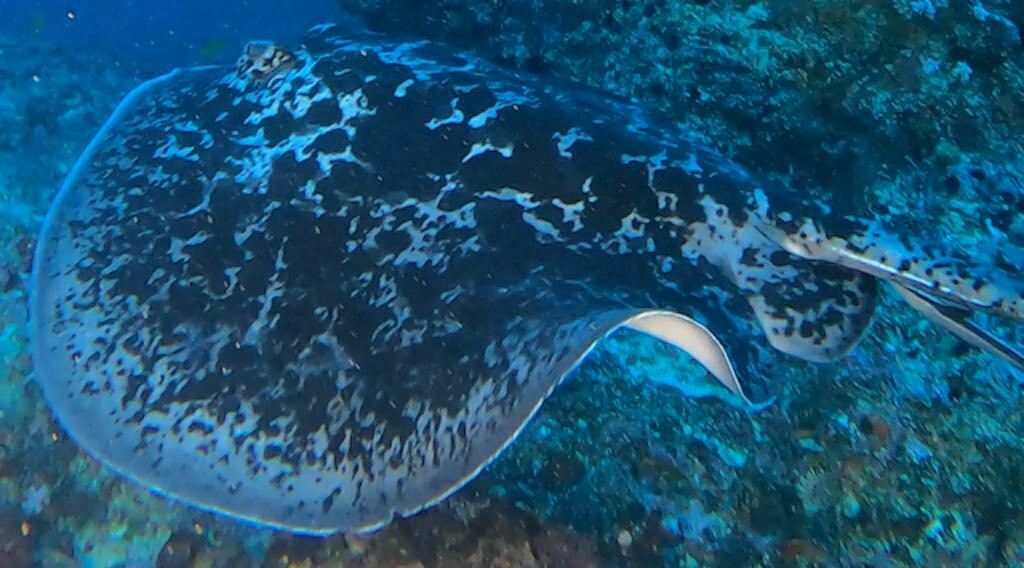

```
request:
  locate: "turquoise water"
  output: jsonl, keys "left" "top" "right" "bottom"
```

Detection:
{"left": 2, "top": 1, "right": 1024, "bottom": 566}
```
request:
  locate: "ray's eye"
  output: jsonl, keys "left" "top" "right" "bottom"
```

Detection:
{"left": 237, "top": 42, "right": 297, "bottom": 84}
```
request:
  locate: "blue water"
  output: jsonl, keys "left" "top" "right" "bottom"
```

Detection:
{"left": 0, "top": 0, "right": 346, "bottom": 68}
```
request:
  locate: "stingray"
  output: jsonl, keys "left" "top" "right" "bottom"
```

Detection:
{"left": 30, "top": 24, "right": 1024, "bottom": 534}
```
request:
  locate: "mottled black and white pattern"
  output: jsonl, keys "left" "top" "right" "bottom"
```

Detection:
{"left": 30, "top": 24, "right": 1024, "bottom": 533}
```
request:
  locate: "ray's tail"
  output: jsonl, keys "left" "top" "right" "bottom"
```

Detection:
{"left": 758, "top": 213, "right": 1024, "bottom": 370}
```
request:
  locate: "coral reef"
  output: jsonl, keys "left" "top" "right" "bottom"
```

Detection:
{"left": 0, "top": 515, "right": 34, "bottom": 568}
{"left": 0, "top": 37, "right": 135, "bottom": 216}
{"left": 257, "top": 504, "right": 599, "bottom": 568}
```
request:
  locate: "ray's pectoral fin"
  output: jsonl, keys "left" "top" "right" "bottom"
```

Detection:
{"left": 744, "top": 260, "right": 879, "bottom": 363}
{"left": 623, "top": 311, "right": 754, "bottom": 406}
{"left": 713, "top": 233, "right": 880, "bottom": 364}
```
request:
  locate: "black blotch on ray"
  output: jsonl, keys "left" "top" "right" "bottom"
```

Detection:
{"left": 191, "top": 86, "right": 256, "bottom": 145}
{"left": 261, "top": 372, "right": 335, "bottom": 459}
{"left": 312, "top": 213, "right": 350, "bottom": 248}
{"left": 583, "top": 161, "right": 655, "bottom": 234}
{"left": 360, "top": 70, "right": 417, "bottom": 108}
{"left": 267, "top": 152, "right": 321, "bottom": 202}
{"left": 378, "top": 399, "right": 417, "bottom": 447}
{"left": 313, "top": 56, "right": 365, "bottom": 93}
{"left": 455, "top": 85, "right": 497, "bottom": 118}
{"left": 260, "top": 97, "right": 304, "bottom": 147}
{"left": 739, "top": 247, "right": 760, "bottom": 266}
{"left": 532, "top": 202, "right": 567, "bottom": 231}
{"left": 167, "top": 367, "right": 233, "bottom": 409}
{"left": 120, "top": 371, "right": 153, "bottom": 410}
{"left": 473, "top": 199, "right": 545, "bottom": 259}
{"left": 168, "top": 130, "right": 205, "bottom": 152}
{"left": 169, "top": 186, "right": 247, "bottom": 297}
{"left": 215, "top": 342, "right": 259, "bottom": 376}
{"left": 700, "top": 172, "right": 752, "bottom": 226}
{"left": 399, "top": 272, "right": 444, "bottom": 321}
{"left": 798, "top": 320, "right": 815, "bottom": 338}
{"left": 120, "top": 126, "right": 165, "bottom": 159}
{"left": 209, "top": 184, "right": 262, "bottom": 246}
{"left": 322, "top": 489, "right": 341, "bottom": 514}
{"left": 263, "top": 445, "right": 284, "bottom": 461}
{"left": 106, "top": 256, "right": 159, "bottom": 305}
{"left": 168, "top": 210, "right": 213, "bottom": 240}
{"left": 146, "top": 176, "right": 205, "bottom": 215}
{"left": 319, "top": 160, "right": 383, "bottom": 205}
{"left": 312, "top": 128, "right": 350, "bottom": 154}
{"left": 651, "top": 165, "right": 704, "bottom": 221}
{"left": 276, "top": 294, "right": 332, "bottom": 351}
{"left": 306, "top": 97, "right": 344, "bottom": 127}
{"left": 769, "top": 250, "right": 791, "bottom": 266}
{"left": 458, "top": 105, "right": 583, "bottom": 204}
{"left": 349, "top": 84, "right": 470, "bottom": 200}
{"left": 433, "top": 214, "right": 475, "bottom": 246}
{"left": 235, "top": 230, "right": 275, "bottom": 293}
{"left": 188, "top": 421, "right": 215, "bottom": 436}
{"left": 166, "top": 280, "right": 206, "bottom": 315}
{"left": 375, "top": 224, "right": 414, "bottom": 255}
{"left": 181, "top": 237, "right": 231, "bottom": 296}
{"left": 819, "top": 305, "right": 846, "bottom": 327}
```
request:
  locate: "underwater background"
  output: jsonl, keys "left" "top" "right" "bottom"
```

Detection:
{"left": 1, "top": 0, "right": 1024, "bottom": 566}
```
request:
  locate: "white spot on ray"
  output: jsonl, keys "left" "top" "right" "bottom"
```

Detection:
{"left": 579, "top": 176, "right": 599, "bottom": 204}
{"left": 284, "top": 80, "right": 333, "bottom": 120}
{"left": 521, "top": 212, "right": 561, "bottom": 240}
{"left": 154, "top": 134, "right": 199, "bottom": 162}
{"left": 394, "top": 78, "right": 415, "bottom": 97}
{"left": 168, "top": 232, "right": 211, "bottom": 263}
{"left": 236, "top": 128, "right": 269, "bottom": 148}
{"left": 614, "top": 212, "right": 647, "bottom": 240}
{"left": 426, "top": 98, "right": 465, "bottom": 129}
{"left": 467, "top": 90, "right": 531, "bottom": 128}
{"left": 439, "top": 285, "right": 466, "bottom": 303}
{"left": 552, "top": 197, "right": 584, "bottom": 232}
{"left": 552, "top": 128, "right": 593, "bottom": 159}
{"left": 607, "top": 210, "right": 650, "bottom": 253}
{"left": 468, "top": 106, "right": 499, "bottom": 128}
{"left": 680, "top": 153, "right": 702, "bottom": 175}
{"left": 244, "top": 264, "right": 286, "bottom": 345}
{"left": 333, "top": 87, "right": 377, "bottom": 137}
{"left": 461, "top": 141, "right": 514, "bottom": 163}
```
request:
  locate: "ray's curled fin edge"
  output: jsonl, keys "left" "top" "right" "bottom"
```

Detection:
{"left": 380, "top": 308, "right": 770, "bottom": 532}
{"left": 623, "top": 310, "right": 775, "bottom": 410}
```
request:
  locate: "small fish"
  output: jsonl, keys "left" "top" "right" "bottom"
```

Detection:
{"left": 28, "top": 13, "right": 45, "bottom": 36}
{"left": 197, "top": 37, "right": 230, "bottom": 63}
{"left": 29, "top": 23, "right": 1023, "bottom": 534}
